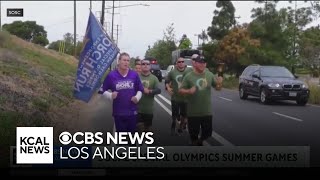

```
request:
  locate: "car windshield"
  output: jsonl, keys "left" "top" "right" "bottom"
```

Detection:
{"left": 260, "top": 67, "right": 294, "bottom": 78}
{"left": 151, "top": 64, "right": 160, "bottom": 70}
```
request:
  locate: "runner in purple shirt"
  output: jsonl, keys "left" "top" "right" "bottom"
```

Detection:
{"left": 101, "top": 52, "right": 144, "bottom": 132}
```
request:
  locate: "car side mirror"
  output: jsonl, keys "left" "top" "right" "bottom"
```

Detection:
{"left": 294, "top": 75, "right": 299, "bottom": 79}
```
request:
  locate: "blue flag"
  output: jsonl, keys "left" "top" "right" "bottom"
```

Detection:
{"left": 74, "top": 11, "right": 119, "bottom": 102}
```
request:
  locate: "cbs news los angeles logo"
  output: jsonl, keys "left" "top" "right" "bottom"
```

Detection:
{"left": 16, "top": 127, "right": 53, "bottom": 164}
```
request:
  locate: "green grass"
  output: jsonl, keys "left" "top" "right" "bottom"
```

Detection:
{"left": 0, "top": 95, "right": 7, "bottom": 105}
{"left": 0, "top": 111, "right": 51, "bottom": 146}
{"left": 20, "top": 48, "right": 77, "bottom": 107}
{"left": 0, "top": 33, "right": 78, "bottom": 152}
{"left": 0, "top": 59, "right": 30, "bottom": 77}
{"left": 308, "top": 84, "right": 320, "bottom": 105}
{"left": 32, "top": 97, "right": 50, "bottom": 112}
{"left": 22, "top": 49, "right": 76, "bottom": 77}
{"left": 222, "top": 75, "right": 239, "bottom": 90}
{"left": 0, "top": 47, "right": 77, "bottom": 108}
{"left": 0, "top": 31, "right": 11, "bottom": 48}
{"left": 296, "top": 68, "right": 311, "bottom": 75}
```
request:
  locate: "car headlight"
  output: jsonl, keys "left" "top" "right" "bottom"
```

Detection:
{"left": 302, "top": 83, "right": 308, "bottom": 89}
{"left": 268, "top": 83, "right": 280, "bottom": 88}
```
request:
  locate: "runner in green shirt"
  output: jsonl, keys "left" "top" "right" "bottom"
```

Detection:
{"left": 179, "top": 54, "right": 223, "bottom": 146}
{"left": 137, "top": 59, "right": 161, "bottom": 132}
{"left": 165, "top": 57, "right": 192, "bottom": 135}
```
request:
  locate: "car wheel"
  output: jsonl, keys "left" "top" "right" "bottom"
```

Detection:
{"left": 296, "top": 99, "right": 308, "bottom": 106}
{"left": 239, "top": 85, "right": 248, "bottom": 100}
{"left": 260, "top": 88, "right": 269, "bottom": 104}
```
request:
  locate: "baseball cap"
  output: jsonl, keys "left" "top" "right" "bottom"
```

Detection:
{"left": 141, "top": 59, "right": 150, "bottom": 64}
{"left": 191, "top": 54, "right": 206, "bottom": 63}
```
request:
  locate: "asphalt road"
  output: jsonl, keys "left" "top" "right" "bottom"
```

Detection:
{"left": 90, "top": 81, "right": 320, "bottom": 167}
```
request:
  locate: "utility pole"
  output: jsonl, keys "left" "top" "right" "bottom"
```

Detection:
{"left": 116, "top": 24, "right": 119, "bottom": 45}
{"left": 74, "top": 0, "right": 77, "bottom": 57}
{"left": 109, "top": 0, "right": 115, "bottom": 72}
{"left": 197, "top": 35, "right": 199, "bottom": 47}
{"left": 292, "top": 0, "right": 297, "bottom": 74}
{"left": 194, "top": 34, "right": 200, "bottom": 47}
{"left": 111, "top": 0, "right": 115, "bottom": 41}
{"left": 90, "top": 0, "right": 92, "bottom": 10}
{"left": 100, "top": 0, "right": 105, "bottom": 26}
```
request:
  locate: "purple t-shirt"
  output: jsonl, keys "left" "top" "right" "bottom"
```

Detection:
{"left": 102, "top": 69, "right": 144, "bottom": 116}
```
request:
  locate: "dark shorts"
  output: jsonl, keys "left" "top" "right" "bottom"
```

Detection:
{"left": 138, "top": 113, "right": 153, "bottom": 127}
{"left": 171, "top": 100, "right": 187, "bottom": 119}
{"left": 113, "top": 115, "right": 137, "bottom": 133}
{"left": 188, "top": 116, "right": 212, "bottom": 141}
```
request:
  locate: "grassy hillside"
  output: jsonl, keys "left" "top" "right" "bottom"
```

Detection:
{"left": 0, "top": 31, "right": 81, "bottom": 147}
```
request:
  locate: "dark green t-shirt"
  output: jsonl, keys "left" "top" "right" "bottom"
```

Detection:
{"left": 138, "top": 73, "right": 159, "bottom": 114}
{"left": 180, "top": 70, "right": 216, "bottom": 117}
{"left": 166, "top": 67, "right": 192, "bottom": 102}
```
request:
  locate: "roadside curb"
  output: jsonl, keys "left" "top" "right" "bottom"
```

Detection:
{"left": 308, "top": 104, "right": 320, "bottom": 108}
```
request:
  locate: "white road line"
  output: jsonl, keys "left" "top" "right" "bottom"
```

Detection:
{"left": 157, "top": 94, "right": 171, "bottom": 105}
{"left": 272, "top": 112, "right": 303, "bottom": 122}
{"left": 155, "top": 96, "right": 234, "bottom": 147}
{"left": 219, "top": 97, "right": 232, "bottom": 102}
{"left": 154, "top": 97, "right": 172, "bottom": 116}
{"left": 211, "top": 131, "right": 234, "bottom": 147}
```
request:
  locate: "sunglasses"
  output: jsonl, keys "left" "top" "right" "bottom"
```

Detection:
{"left": 177, "top": 61, "right": 184, "bottom": 63}
{"left": 142, "top": 63, "right": 150, "bottom": 65}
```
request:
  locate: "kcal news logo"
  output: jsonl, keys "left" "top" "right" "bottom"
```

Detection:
{"left": 16, "top": 127, "right": 53, "bottom": 164}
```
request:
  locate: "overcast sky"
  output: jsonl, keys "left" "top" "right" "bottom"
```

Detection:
{"left": 0, "top": 1, "right": 317, "bottom": 58}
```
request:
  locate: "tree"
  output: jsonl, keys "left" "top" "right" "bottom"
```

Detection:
{"left": 309, "top": 1, "right": 320, "bottom": 19}
{"left": 33, "top": 36, "right": 49, "bottom": 46}
{"left": 215, "top": 26, "right": 261, "bottom": 76}
{"left": 207, "top": 0, "right": 236, "bottom": 41}
{"left": 2, "top": 21, "right": 49, "bottom": 46}
{"left": 178, "top": 34, "right": 192, "bottom": 49}
{"left": 145, "top": 40, "right": 176, "bottom": 68}
{"left": 48, "top": 40, "right": 61, "bottom": 51}
{"left": 249, "top": 1, "right": 291, "bottom": 68}
{"left": 75, "top": 41, "right": 84, "bottom": 59}
{"left": 198, "top": 29, "right": 209, "bottom": 46}
{"left": 47, "top": 33, "right": 83, "bottom": 58}
{"left": 47, "top": 33, "right": 74, "bottom": 55}
{"left": 299, "top": 26, "right": 320, "bottom": 70}
{"left": 201, "top": 41, "right": 219, "bottom": 70}
{"left": 63, "top": 33, "right": 74, "bottom": 44}
{"left": 163, "top": 23, "right": 177, "bottom": 44}
{"left": 145, "top": 23, "right": 177, "bottom": 68}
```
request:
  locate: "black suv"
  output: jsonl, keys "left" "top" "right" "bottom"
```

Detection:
{"left": 239, "top": 65, "right": 310, "bottom": 105}
{"left": 145, "top": 57, "right": 162, "bottom": 82}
